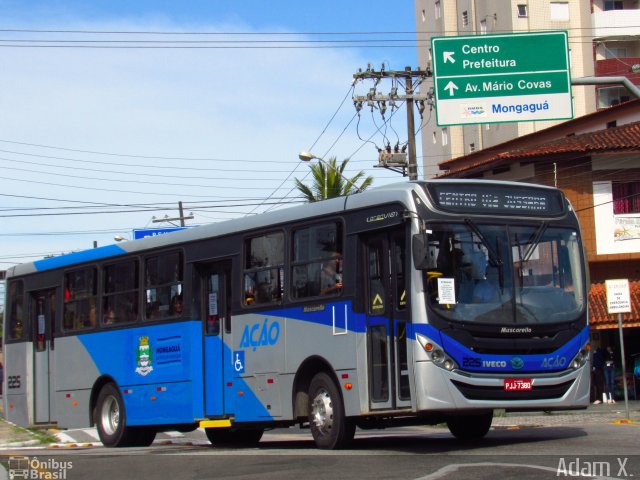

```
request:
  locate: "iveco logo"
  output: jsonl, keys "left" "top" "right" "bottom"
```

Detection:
{"left": 482, "top": 360, "right": 507, "bottom": 368}
{"left": 511, "top": 357, "right": 524, "bottom": 370}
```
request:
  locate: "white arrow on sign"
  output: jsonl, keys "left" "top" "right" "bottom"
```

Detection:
{"left": 443, "top": 51, "right": 455, "bottom": 63}
{"left": 444, "top": 81, "right": 459, "bottom": 96}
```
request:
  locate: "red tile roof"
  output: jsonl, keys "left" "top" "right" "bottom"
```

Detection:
{"left": 438, "top": 120, "right": 640, "bottom": 177}
{"left": 497, "top": 121, "right": 640, "bottom": 160}
{"left": 589, "top": 280, "right": 640, "bottom": 329}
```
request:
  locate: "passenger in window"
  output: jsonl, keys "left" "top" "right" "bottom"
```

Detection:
{"left": 170, "top": 294, "right": 183, "bottom": 316}
{"left": 257, "top": 282, "right": 272, "bottom": 303}
{"left": 86, "top": 304, "right": 97, "bottom": 328}
{"left": 147, "top": 301, "right": 160, "bottom": 320}
{"left": 103, "top": 307, "right": 116, "bottom": 325}
{"left": 320, "top": 256, "right": 343, "bottom": 295}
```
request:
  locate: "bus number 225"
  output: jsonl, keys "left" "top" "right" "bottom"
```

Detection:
{"left": 8, "top": 375, "right": 21, "bottom": 389}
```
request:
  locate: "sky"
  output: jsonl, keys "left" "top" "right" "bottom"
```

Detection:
{"left": 0, "top": 1, "right": 422, "bottom": 307}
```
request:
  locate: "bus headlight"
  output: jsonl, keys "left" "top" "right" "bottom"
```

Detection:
{"left": 416, "top": 334, "right": 458, "bottom": 371}
{"left": 431, "top": 348, "right": 445, "bottom": 364}
{"left": 569, "top": 343, "right": 590, "bottom": 370}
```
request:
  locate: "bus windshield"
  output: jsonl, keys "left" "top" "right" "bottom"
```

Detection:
{"left": 420, "top": 222, "right": 585, "bottom": 325}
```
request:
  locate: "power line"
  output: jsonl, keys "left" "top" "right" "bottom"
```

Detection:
{"left": 0, "top": 148, "right": 308, "bottom": 170}
{"left": 0, "top": 43, "right": 419, "bottom": 50}
{"left": 0, "top": 175, "right": 300, "bottom": 198}
{"left": 0, "top": 25, "right": 637, "bottom": 36}
{"left": 0, "top": 159, "right": 301, "bottom": 182}
{"left": 0, "top": 192, "right": 300, "bottom": 212}
{"left": 0, "top": 139, "right": 294, "bottom": 162}
{"left": 252, "top": 84, "right": 356, "bottom": 215}
{"left": 0, "top": 38, "right": 420, "bottom": 45}
{"left": 0, "top": 28, "right": 418, "bottom": 35}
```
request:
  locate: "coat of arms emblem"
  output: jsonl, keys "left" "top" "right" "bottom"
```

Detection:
{"left": 135, "top": 336, "right": 154, "bottom": 376}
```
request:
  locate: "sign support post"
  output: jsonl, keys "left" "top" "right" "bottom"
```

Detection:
{"left": 617, "top": 313, "right": 629, "bottom": 420}
{"left": 605, "top": 279, "right": 631, "bottom": 419}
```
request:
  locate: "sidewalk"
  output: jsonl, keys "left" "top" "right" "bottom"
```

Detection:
{"left": 0, "top": 418, "right": 42, "bottom": 448}
{"left": 492, "top": 399, "right": 640, "bottom": 428}
{"left": 0, "top": 397, "right": 48, "bottom": 448}
{"left": 0, "top": 400, "right": 637, "bottom": 448}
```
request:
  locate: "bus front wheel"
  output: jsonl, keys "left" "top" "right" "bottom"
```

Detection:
{"left": 94, "top": 383, "right": 141, "bottom": 447}
{"left": 308, "top": 372, "right": 355, "bottom": 449}
{"left": 446, "top": 411, "right": 493, "bottom": 441}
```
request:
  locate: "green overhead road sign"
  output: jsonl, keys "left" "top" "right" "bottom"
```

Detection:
{"left": 432, "top": 31, "right": 573, "bottom": 126}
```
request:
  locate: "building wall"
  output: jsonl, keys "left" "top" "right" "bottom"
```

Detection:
{"left": 415, "top": 0, "right": 597, "bottom": 177}
{"left": 489, "top": 156, "right": 640, "bottom": 285}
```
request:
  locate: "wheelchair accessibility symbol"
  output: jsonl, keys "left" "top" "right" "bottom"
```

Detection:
{"left": 233, "top": 350, "right": 245, "bottom": 373}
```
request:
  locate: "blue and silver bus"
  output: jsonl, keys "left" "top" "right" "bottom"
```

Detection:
{"left": 2, "top": 180, "right": 590, "bottom": 449}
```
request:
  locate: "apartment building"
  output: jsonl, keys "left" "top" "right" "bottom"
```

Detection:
{"left": 414, "top": 0, "right": 640, "bottom": 177}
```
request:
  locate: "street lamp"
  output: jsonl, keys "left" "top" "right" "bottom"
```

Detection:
{"left": 114, "top": 235, "right": 129, "bottom": 242}
{"left": 298, "top": 151, "right": 363, "bottom": 195}
{"left": 299, "top": 151, "right": 327, "bottom": 198}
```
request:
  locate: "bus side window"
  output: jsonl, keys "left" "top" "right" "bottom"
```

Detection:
{"left": 63, "top": 268, "right": 97, "bottom": 331}
{"left": 206, "top": 274, "right": 220, "bottom": 335}
{"left": 7, "top": 280, "right": 25, "bottom": 340}
{"left": 103, "top": 259, "right": 139, "bottom": 325}
{"left": 243, "top": 232, "right": 284, "bottom": 306}
{"left": 290, "top": 222, "right": 343, "bottom": 300}
{"left": 144, "top": 251, "right": 183, "bottom": 320}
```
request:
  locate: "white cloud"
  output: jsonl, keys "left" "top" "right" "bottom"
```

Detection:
{"left": 0, "top": 18, "right": 411, "bottom": 274}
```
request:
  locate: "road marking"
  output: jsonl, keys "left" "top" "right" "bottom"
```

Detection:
{"left": 414, "top": 462, "right": 622, "bottom": 480}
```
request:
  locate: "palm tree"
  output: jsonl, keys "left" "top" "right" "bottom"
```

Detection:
{"left": 295, "top": 157, "right": 374, "bottom": 202}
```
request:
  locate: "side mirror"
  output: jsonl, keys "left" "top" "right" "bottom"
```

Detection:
{"left": 412, "top": 233, "right": 431, "bottom": 270}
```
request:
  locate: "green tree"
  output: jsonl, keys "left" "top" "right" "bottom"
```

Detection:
{"left": 295, "top": 157, "right": 373, "bottom": 202}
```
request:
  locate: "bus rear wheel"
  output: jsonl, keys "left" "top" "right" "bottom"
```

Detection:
{"left": 308, "top": 372, "right": 355, "bottom": 450}
{"left": 446, "top": 411, "right": 493, "bottom": 441}
{"left": 205, "top": 427, "right": 264, "bottom": 446}
{"left": 94, "top": 383, "right": 141, "bottom": 447}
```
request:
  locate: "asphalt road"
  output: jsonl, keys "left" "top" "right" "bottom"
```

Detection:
{"left": 1, "top": 423, "right": 639, "bottom": 480}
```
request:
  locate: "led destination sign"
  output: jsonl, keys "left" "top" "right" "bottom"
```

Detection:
{"left": 425, "top": 184, "right": 565, "bottom": 216}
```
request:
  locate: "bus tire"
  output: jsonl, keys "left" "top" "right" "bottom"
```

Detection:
{"left": 308, "top": 372, "right": 355, "bottom": 450}
{"left": 446, "top": 411, "right": 493, "bottom": 441}
{"left": 94, "top": 383, "right": 138, "bottom": 447}
{"left": 204, "top": 427, "right": 264, "bottom": 446}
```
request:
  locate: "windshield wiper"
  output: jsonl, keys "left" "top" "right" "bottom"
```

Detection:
{"left": 522, "top": 222, "right": 549, "bottom": 263}
{"left": 464, "top": 219, "right": 503, "bottom": 267}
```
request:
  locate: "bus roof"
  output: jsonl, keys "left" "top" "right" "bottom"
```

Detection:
{"left": 6, "top": 179, "right": 564, "bottom": 278}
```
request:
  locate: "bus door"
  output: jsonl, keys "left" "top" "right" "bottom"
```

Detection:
{"left": 364, "top": 228, "right": 411, "bottom": 410}
{"left": 201, "top": 261, "right": 233, "bottom": 417}
{"left": 31, "top": 288, "right": 57, "bottom": 423}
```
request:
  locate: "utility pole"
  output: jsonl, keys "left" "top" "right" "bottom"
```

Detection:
{"left": 353, "top": 65, "right": 431, "bottom": 180}
{"left": 405, "top": 67, "right": 418, "bottom": 181}
{"left": 152, "top": 201, "right": 194, "bottom": 227}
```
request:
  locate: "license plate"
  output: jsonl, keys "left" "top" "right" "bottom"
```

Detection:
{"left": 504, "top": 378, "right": 532, "bottom": 391}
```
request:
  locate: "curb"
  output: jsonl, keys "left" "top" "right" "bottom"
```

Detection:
{"left": 0, "top": 440, "right": 41, "bottom": 449}
{"left": 611, "top": 419, "right": 640, "bottom": 425}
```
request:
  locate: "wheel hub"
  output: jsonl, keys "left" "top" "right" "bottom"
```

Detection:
{"left": 101, "top": 395, "right": 120, "bottom": 436}
{"left": 311, "top": 388, "right": 333, "bottom": 435}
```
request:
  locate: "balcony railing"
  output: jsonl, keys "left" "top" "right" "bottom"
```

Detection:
{"left": 592, "top": 9, "right": 640, "bottom": 39}
{"left": 595, "top": 57, "right": 640, "bottom": 83}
